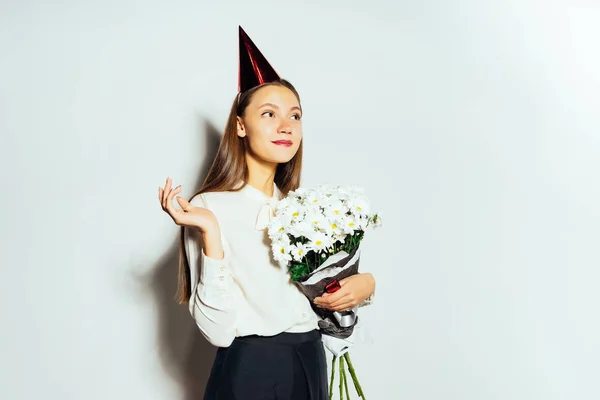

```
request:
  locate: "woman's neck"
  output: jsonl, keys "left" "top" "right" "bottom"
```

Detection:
{"left": 245, "top": 152, "right": 277, "bottom": 197}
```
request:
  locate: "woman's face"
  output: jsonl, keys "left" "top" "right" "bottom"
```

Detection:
{"left": 237, "top": 84, "right": 302, "bottom": 164}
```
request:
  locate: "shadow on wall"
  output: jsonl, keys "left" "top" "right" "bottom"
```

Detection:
{"left": 151, "top": 117, "right": 222, "bottom": 400}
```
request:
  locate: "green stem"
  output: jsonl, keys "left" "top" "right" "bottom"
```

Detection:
{"left": 329, "top": 356, "right": 337, "bottom": 400}
{"left": 344, "top": 352, "right": 365, "bottom": 399}
{"left": 339, "top": 354, "right": 345, "bottom": 400}
{"left": 342, "top": 359, "right": 351, "bottom": 399}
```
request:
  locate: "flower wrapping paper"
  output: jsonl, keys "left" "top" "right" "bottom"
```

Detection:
{"left": 294, "top": 246, "right": 361, "bottom": 339}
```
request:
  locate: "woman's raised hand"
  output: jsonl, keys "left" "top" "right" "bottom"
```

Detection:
{"left": 158, "top": 177, "right": 219, "bottom": 233}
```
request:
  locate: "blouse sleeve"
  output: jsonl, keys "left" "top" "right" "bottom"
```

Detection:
{"left": 184, "top": 193, "right": 237, "bottom": 347}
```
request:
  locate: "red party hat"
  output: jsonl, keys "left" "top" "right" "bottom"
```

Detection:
{"left": 238, "top": 25, "right": 281, "bottom": 93}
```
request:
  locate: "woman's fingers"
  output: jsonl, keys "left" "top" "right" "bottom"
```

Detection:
{"left": 330, "top": 302, "right": 356, "bottom": 311}
{"left": 164, "top": 186, "right": 182, "bottom": 216}
{"left": 167, "top": 185, "right": 181, "bottom": 205}
{"left": 162, "top": 177, "right": 172, "bottom": 206}
{"left": 176, "top": 196, "right": 191, "bottom": 212}
{"left": 320, "top": 292, "right": 357, "bottom": 311}
{"left": 158, "top": 178, "right": 209, "bottom": 229}
{"left": 320, "top": 298, "right": 355, "bottom": 311}
{"left": 315, "top": 291, "right": 347, "bottom": 308}
{"left": 159, "top": 178, "right": 186, "bottom": 222}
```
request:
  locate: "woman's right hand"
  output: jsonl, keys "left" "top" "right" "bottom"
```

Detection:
{"left": 158, "top": 177, "right": 219, "bottom": 234}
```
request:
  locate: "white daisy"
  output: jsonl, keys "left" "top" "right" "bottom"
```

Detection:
{"left": 284, "top": 203, "right": 303, "bottom": 222}
{"left": 348, "top": 195, "right": 370, "bottom": 217}
{"left": 323, "top": 219, "right": 344, "bottom": 236}
{"left": 305, "top": 190, "right": 323, "bottom": 207}
{"left": 291, "top": 243, "right": 310, "bottom": 262}
{"left": 341, "top": 215, "right": 359, "bottom": 234}
{"left": 267, "top": 219, "right": 286, "bottom": 240}
{"left": 308, "top": 231, "right": 332, "bottom": 252}
{"left": 332, "top": 233, "right": 347, "bottom": 244}
{"left": 324, "top": 199, "right": 347, "bottom": 220}
{"left": 271, "top": 243, "right": 288, "bottom": 262}
{"left": 276, "top": 197, "right": 291, "bottom": 211}
{"left": 290, "top": 220, "right": 313, "bottom": 238}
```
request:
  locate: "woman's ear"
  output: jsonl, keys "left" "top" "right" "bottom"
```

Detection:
{"left": 236, "top": 116, "right": 246, "bottom": 138}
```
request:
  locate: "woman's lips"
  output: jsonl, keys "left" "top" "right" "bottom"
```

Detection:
{"left": 272, "top": 140, "right": 293, "bottom": 147}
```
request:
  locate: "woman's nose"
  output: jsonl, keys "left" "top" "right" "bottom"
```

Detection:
{"left": 278, "top": 123, "right": 292, "bottom": 134}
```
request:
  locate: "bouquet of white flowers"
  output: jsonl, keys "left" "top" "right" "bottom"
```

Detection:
{"left": 267, "top": 183, "right": 381, "bottom": 400}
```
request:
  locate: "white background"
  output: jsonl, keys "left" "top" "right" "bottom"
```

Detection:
{"left": 1, "top": 1, "right": 599, "bottom": 399}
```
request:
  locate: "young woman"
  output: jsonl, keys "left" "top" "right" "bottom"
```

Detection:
{"left": 158, "top": 27, "right": 376, "bottom": 399}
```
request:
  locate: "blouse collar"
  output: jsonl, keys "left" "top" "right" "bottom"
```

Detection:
{"left": 240, "top": 181, "right": 281, "bottom": 202}
{"left": 238, "top": 181, "right": 281, "bottom": 230}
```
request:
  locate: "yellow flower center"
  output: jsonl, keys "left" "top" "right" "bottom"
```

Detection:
{"left": 331, "top": 224, "right": 337, "bottom": 229}
{"left": 279, "top": 248, "right": 285, "bottom": 254}
{"left": 292, "top": 212, "right": 299, "bottom": 217}
{"left": 316, "top": 240, "right": 322, "bottom": 246}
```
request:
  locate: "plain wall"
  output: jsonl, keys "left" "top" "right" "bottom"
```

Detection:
{"left": 1, "top": 1, "right": 599, "bottom": 399}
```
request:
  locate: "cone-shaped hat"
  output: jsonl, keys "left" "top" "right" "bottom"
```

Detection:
{"left": 238, "top": 25, "right": 281, "bottom": 93}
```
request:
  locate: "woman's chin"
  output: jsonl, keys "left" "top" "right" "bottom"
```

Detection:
{"left": 269, "top": 158, "right": 293, "bottom": 165}
{"left": 261, "top": 152, "right": 296, "bottom": 164}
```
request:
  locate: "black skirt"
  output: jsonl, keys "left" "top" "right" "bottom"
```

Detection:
{"left": 203, "top": 329, "right": 328, "bottom": 400}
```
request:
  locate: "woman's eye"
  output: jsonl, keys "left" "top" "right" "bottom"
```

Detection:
{"left": 291, "top": 114, "right": 301, "bottom": 120}
{"left": 262, "top": 111, "right": 274, "bottom": 117}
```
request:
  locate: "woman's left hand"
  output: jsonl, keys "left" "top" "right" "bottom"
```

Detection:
{"left": 313, "top": 273, "right": 375, "bottom": 311}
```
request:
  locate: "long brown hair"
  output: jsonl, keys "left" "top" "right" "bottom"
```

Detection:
{"left": 176, "top": 79, "right": 304, "bottom": 303}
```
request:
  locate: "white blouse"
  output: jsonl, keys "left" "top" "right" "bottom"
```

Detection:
{"left": 184, "top": 182, "right": 373, "bottom": 353}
